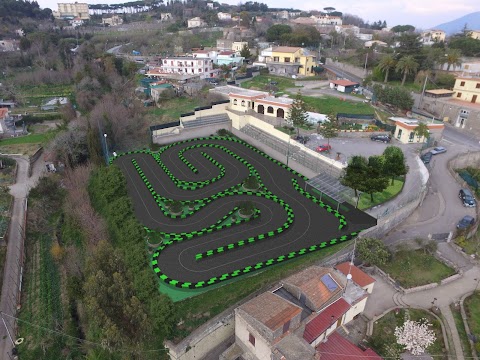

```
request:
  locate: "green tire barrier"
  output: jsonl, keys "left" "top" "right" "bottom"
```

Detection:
{"left": 291, "top": 179, "right": 347, "bottom": 230}
{"left": 195, "top": 193, "right": 294, "bottom": 260}
{"left": 112, "top": 136, "right": 359, "bottom": 289}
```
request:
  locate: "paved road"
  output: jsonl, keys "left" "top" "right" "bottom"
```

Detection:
{"left": 115, "top": 138, "right": 376, "bottom": 286}
{"left": 322, "top": 63, "right": 365, "bottom": 84}
{"left": 0, "top": 156, "right": 45, "bottom": 360}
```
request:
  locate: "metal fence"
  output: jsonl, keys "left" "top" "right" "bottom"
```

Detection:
{"left": 240, "top": 124, "right": 341, "bottom": 178}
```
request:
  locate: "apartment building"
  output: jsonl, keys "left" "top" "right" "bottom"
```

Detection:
{"left": 259, "top": 46, "right": 317, "bottom": 77}
{"left": 453, "top": 77, "right": 480, "bottom": 104}
{"left": 420, "top": 29, "right": 446, "bottom": 45}
{"left": 53, "top": 2, "right": 90, "bottom": 19}
{"left": 160, "top": 57, "right": 215, "bottom": 79}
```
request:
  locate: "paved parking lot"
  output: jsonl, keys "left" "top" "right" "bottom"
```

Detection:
{"left": 298, "top": 133, "right": 422, "bottom": 165}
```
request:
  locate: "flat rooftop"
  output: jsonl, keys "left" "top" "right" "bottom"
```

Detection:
{"left": 212, "top": 85, "right": 268, "bottom": 97}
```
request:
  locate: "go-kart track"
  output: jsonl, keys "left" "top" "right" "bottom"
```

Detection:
{"left": 113, "top": 136, "right": 376, "bottom": 290}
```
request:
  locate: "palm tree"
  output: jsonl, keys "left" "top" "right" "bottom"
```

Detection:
{"left": 414, "top": 123, "right": 430, "bottom": 143}
{"left": 396, "top": 55, "right": 419, "bottom": 86}
{"left": 445, "top": 49, "right": 462, "bottom": 71}
{"left": 378, "top": 54, "right": 397, "bottom": 83}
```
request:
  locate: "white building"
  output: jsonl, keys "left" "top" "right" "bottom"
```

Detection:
{"left": 70, "top": 18, "right": 84, "bottom": 28}
{"left": 365, "top": 40, "right": 388, "bottom": 48}
{"left": 188, "top": 17, "right": 206, "bottom": 28}
{"left": 53, "top": 2, "right": 90, "bottom": 19}
{"left": 160, "top": 57, "right": 214, "bottom": 79}
{"left": 160, "top": 12, "right": 172, "bottom": 21}
{"left": 217, "top": 12, "right": 232, "bottom": 21}
{"left": 232, "top": 41, "right": 248, "bottom": 53}
{"left": 357, "top": 33, "right": 373, "bottom": 41}
{"left": 313, "top": 15, "right": 342, "bottom": 26}
{"left": 335, "top": 25, "right": 360, "bottom": 36}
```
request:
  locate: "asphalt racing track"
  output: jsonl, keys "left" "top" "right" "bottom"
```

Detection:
{"left": 113, "top": 136, "right": 377, "bottom": 289}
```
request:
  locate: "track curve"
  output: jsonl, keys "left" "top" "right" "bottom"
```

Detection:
{"left": 113, "top": 136, "right": 376, "bottom": 289}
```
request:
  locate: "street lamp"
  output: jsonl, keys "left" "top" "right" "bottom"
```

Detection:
{"left": 103, "top": 133, "right": 109, "bottom": 162}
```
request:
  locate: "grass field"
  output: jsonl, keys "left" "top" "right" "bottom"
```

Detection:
{"left": 302, "top": 95, "right": 375, "bottom": 115}
{"left": 368, "top": 308, "right": 447, "bottom": 358}
{"left": 464, "top": 292, "right": 480, "bottom": 356}
{"left": 241, "top": 75, "right": 298, "bottom": 92}
{"left": 147, "top": 97, "right": 203, "bottom": 124}
{"left": 171, "top": 242, "right": 350, "bottom": 339}
{"left": 0, "top": 131, "right": 59, "bottom": 146}
{"left": 380, "top": 249, "right": 455, "bottom": 288}
{"left": 450, "top": 303, "right": 471, "bottom": 358}
{"left": 357, "top": 178, "right": 404, "bottom": 210}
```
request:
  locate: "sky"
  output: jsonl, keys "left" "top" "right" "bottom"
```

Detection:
{"left": 36, "top": 0, "right": 479, "bottom": 30}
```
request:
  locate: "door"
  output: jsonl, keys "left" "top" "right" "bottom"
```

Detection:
{"left": 257, "top": 105, "right": 264, "bottom": 114}
{"left": 472, "top": 95, "right": 477, "bottom": 103}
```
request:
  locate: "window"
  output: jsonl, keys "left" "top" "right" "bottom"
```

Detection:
{"left": 397, "top": 129, "right": 402, "bottom": 139}
{"left": 457, "top": 92, "right": 462, "bottom": 98}
{"left": 164, "top": 60, "right": 167, "bottom": 64}
{"left": 476, "top": 83, "right": 480, "bottom": 88}
{"left": 295, "top": 57, "right": 300, "bottom": 63}
{"left": 233, "top": 99, "right": 237, "bottom": 105}
{"left": 460, "top": 81, "right": 465, "bottom": 86}
{"left": 241, "top": 100, "right": 245, "bottom": 107}
{"left": 267, "top": 106, "right": 274, "bottom": 114}
{"left": 273, "top": 56, "right": 279, "bottom": 62}
{"left": 284, "top": 57, "right": 290, "bottom": 63}
{"left": 248, "top": 333, "right": 255, "bottom": 346}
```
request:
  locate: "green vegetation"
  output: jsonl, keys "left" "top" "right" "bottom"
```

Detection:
{"left": 0, "top": 131, "right": 59, "bottom": 146}
{"left": 465, "top": 292, "right": 480, "bottom": 356}
{"left": 357, "top": 178, "right": 404, "bottom": 209}
{"left": 241, "top": 75, "right": 297, "bottom": 92}
{"left": 455, "top": 234, "right": 480, "bottom": 256}
{"left": 450, "top": 303, "right": 471, "bottom": 358}
{"left": 380, "top": 249, "right": 455, "bottom": 288}
{"left": 0, "top": 189, "right": 12, "bottom": 242}
{"left": 0, "top": 156, "right": 17, "bottom": 184}
{"left": 147, "top": 96, "right": 203, "bottom": 123}
{"left": 357, "top": 238, "right": 390, "bottom": 266}
{"left": 368, "top": 308, "right": 446, "bottom": 359}
{"left": 302, "top": 95, "right": 374, "bottom": 115}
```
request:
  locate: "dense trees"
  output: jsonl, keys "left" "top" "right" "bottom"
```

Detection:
{"left": 449, "top": 34, "right": 480, "bottom": 57}
{"left": 266, "top": 24, "right": 292, "bottom": 42}
{"left": 357, "top": 238, "right": 390, "bottom": 266}
{"left": 0, "top": 0, "right": 52, "bottom": 22}
{"left": 445, "top": 49, "right": 462, "bottom": 71}
{"left": 383, "top": 146, "right": 407, "bottom": 185}
{"left": 373, "top": 85, "right": 414, "bottom": 110}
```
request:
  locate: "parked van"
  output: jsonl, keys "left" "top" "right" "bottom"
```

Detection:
{"left": 459, "top": 188, "right": 476, "bottom": 207}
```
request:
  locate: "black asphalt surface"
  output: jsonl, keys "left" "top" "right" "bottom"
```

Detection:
{"left": 114, "top": 138, "right": 376, "bottom": 284}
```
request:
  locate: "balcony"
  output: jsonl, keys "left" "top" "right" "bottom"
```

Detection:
{"left": 265, "top": 59, "right": 301, "bottom": 66}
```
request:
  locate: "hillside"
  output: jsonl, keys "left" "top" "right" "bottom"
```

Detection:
{"left": 434, "top": 12, "right": 480, "bottom": 35}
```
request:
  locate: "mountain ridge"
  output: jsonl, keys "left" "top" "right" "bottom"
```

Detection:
{"left": 433, "top": 12, "right": 480, "bottom": 35}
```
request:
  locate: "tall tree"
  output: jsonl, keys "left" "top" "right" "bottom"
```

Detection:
{"left": 414, "top": 122, "right": 430, "bottom": 142}
{"left": 286, "top": 92, "right": 308, "bottom": 136}
{"left": 340, "top": 155, "right": 368, "bottom": 197}
{"left": 240, "top": 44, "right": 251, "bottom": 59}
{"left": 396, "top": 55, "right": 419, "bottom": 86}
{"left": 317, "top": 113, "right": 338, "bottom": 146}
{"left": 445, "top": 49, "right": 462, "bottom": 71}
{"left": 378, "top": 54, "right": 397, "bottom": 83}
{"left": 383, "top": 146, "right": 407, "bottom": 185}
{"left": 358, "top": 155, "right": 389, "bottom": 202}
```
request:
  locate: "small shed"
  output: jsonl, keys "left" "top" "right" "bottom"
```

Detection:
{"left": 424, "top": 89, "right": 454, "bottom": 98}
{"left": 329, "top": 79, "right": 359, "bottom": 93}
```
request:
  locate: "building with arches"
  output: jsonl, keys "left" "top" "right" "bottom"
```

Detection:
{"left": 212, "top": 85, "right": 293, "bottom": 119}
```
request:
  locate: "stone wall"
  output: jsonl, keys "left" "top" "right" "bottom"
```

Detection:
{"left": 325, "top": 58, "right": 371, "bottom": 79}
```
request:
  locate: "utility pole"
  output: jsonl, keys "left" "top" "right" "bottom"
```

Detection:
{"left": 419, "top": 75, "right": 428, "bottom": 110}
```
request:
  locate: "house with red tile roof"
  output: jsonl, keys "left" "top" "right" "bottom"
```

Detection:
{"left": 0, "top": 108, "right": 8, "bottom": 121}
{"left": 335, "top": 262, "right": 376, "bottom": 293}
{"left": 227, "top": 265, "right": 378, "bottom": 360}
{"left": 329, "top": 79, "right": 360, "bottom": 93}
{"left": 316, "top": 331, "right": 382, "bottom": 360}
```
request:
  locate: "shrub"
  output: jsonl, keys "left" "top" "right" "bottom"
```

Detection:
{"left": 238, "top": 200, "right": 256, "bottom": 216}
{"left": 243, "top": 176, "right": 259, "bottom": 190}
{"left": 168, "top": 200, "right": 183, "bottom": 214}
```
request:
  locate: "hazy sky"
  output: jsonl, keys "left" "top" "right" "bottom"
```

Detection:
{"left": 36, "top": 0, "right": 479, "bottom": 29}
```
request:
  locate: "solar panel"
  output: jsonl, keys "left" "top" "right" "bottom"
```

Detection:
{"left": 320, "top": 274, "right": 338, "bottom": 292}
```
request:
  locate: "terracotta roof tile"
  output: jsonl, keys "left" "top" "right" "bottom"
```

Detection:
{"left": 316, "top": 331, "right": 382, "bottom": 359}
{"left": 335, "top": 262, "right": 375, "bottom": 287}
{"left": 272, "top": 46, "right": 302, "bottom": 53}
{"left": 239, "top": 292, "right": 302, "bottom": 331}
{"left": 283, "top": 266, "right": 343, "bottom": 311}
{"left": 330, "top": 79, "right": 359, "bottom": 86}
{"left": 303, "top": 298, "right": 350, "bottom": 343}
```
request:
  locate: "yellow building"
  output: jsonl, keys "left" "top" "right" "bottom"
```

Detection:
{"left": 54, "top": 2, "right": 90, "bottom": 19}
{"left": 264, "top": 46, "right": 317, "bottom": 77}
{"left": 392, "top": 118, "right": 444, "bottom": 144}
{"left": 468, "top": 30, "right": 480, "bottom": 40}
{"left": 453, "top": 77, "right": 480, "bottom": 104}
